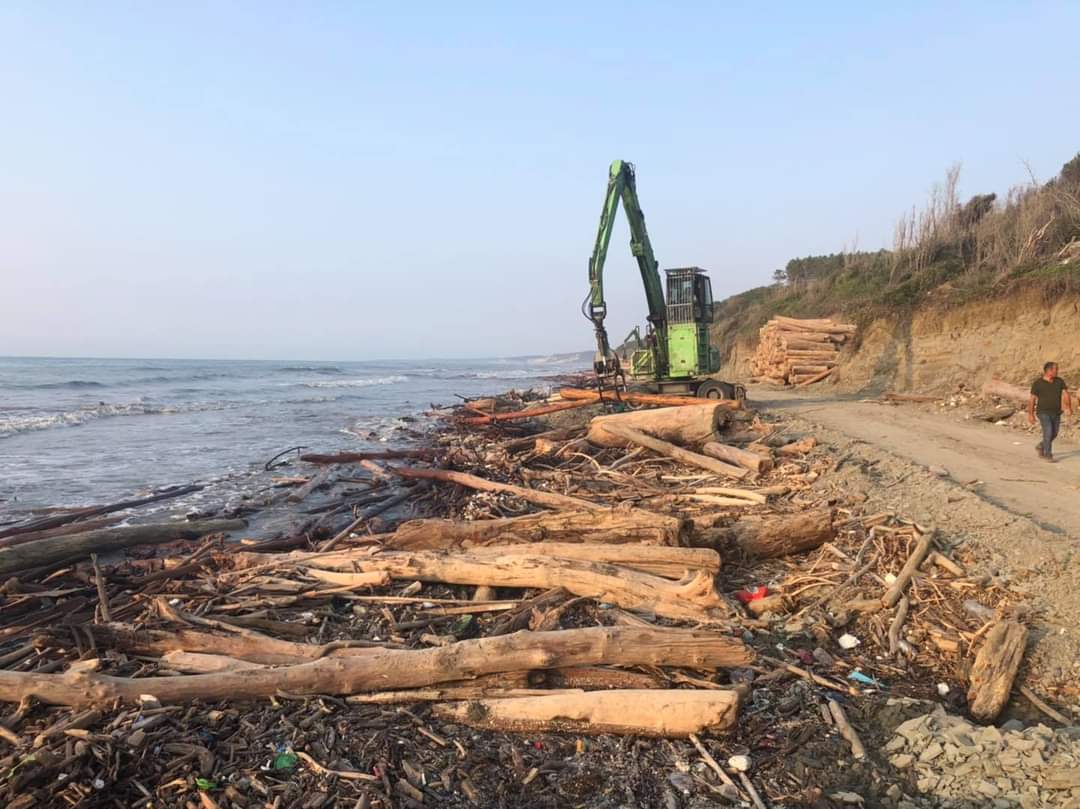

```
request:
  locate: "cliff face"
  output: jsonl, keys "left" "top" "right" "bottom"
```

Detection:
{"left": 718, "top": 286, "right": 1080, "bottom": 393}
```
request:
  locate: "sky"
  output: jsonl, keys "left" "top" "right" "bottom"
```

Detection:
{"left": 2, "top": 3, "right": 1079, "bottom": 361}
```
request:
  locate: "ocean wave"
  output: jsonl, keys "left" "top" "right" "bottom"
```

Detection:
{"left": 0, "top": 400, "right": 232, "bottom": 438}
{"left": 301, "top": 375, "right": 408, "bottom": 389}
{"left": 276, "top": 365, "right": 346, "bottom": 375}
{"left": 7, "top": 380, "right": 107, "bottom": 390}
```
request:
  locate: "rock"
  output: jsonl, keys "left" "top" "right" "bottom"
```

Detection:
{"left": 974, "top": 779, "right": 1000, "bottom": 798}
{"left": 895, "top": 716, "right": 930, "bottom": 741}
{"left": 929, "top": 465, "right": 950, "bottom": 477}
{"left": 727, "top": 754, "right": 750, "bottom": 772}
{"left": 667, "top": 772, "right": 693, "bottom": 794}
{"left": 919, "top": 742, "right": 944, "bottom": 763}
{"left": 890, "top": 754, "right": 914, "bottom": 769}
{"left": 1000, "top": 719, "right": 1025, "bottom": 732}
{"left": 885, "top": 736, "right": 908, "bottom": 753}
{"left": 1044, "top": 769, "right": 1080, "bottom": 790}
{"left": 886, "top": 784, "right": 902, "bottom": 800}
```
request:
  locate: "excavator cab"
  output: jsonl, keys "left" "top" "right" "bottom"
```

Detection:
{"left": 662, "top": 267, "right": 718, "bottom": 378}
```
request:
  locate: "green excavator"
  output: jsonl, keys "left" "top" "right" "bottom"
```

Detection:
{"left": 584, "top": 159, "right": 744, "bottom": 400}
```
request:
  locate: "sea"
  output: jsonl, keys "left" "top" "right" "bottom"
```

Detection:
{"left": 0, "top": 354, "right": 588, "bottom": 518}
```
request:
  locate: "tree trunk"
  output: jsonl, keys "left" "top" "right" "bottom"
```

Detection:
{"left": 462, "top": 543, "right": 720, "bottom": 579}
{"left": 967, "top": 620, "right": 1028, "bottom": 721}
{"left": 560, "top": 388, "right": 743, "bottom": 409}
{"left": 586, "top": 405, "right": 730, "bottom": 449}
{"left": 0, "top": 521, "right": 245, "bottom": 577}
{"left": 433, "top": 689, "right": 740, "bottom": 738}
{"left": 388, "top": 466, "right": 604, "bottom": 512}
{"left": 35, "top": 623, "right": 388, "bottom": 665}
{"left": 694, "top": 508, "right": 833, "bottom": 558}
{"left": 460, "top": 399, "right": 595, "bottom": 425}
{"left": 0, "top": 626, "right": 752, "bottom": 707}
{"left": 774, "top": 316, "right": 856, "bottom": 334}
{"left": 795, "top": 368, "right": 834, "bottom": 387}
{"left": 238, "top": 548, "right": 729, "bottom": 622}
{"left": 385, "top": 508, "right": 685, "bottom": 550}
{"left": 593, "top": 424, "right": 747, "bottom": 480}
{"left": 702, "top": 442, "right": 773, "bottom": 473}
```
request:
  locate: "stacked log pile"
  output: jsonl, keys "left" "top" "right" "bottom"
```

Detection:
{"left": 750, "top": 315, "right": 856, "bottom": 386}
{"left": 0, "top": 388, "right": 1042, "bottom": 808}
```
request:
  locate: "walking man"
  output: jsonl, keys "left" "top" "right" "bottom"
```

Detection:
{"left": 1029, "top": 362, "right": 1072, "bottom": 461}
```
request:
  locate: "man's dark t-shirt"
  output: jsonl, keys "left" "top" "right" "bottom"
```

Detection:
{"left": 1031, "top": 377, "right": 1068, "bottom": 414}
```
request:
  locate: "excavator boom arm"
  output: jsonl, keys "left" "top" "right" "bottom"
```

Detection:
{"left": 586, "top": 160, "right": 668, "bottom": 377}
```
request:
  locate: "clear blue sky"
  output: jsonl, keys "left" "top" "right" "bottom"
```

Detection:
{"left": 2, "top": 2, "right": 1078, "bottom": 360}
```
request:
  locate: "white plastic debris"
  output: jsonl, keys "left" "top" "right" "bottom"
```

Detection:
{"left": 838, "top": 633, "right": 861, "bottom": 650}
{"left": 727, "top": 754, "right": 751, "bottom": 772}
{"left": 937, "top": 682, "right": 950, "bottom": 696}
{"left": 883, "top": 572, "right": 897, "bottom": 585}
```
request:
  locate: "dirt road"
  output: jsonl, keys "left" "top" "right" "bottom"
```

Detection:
{"left": 754, "top": 388, "right": 1080, "bottom": 539}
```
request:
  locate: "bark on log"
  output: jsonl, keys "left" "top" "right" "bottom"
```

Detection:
{"left": 389, "top": 466, "right": 605, "bottom": 512}
{"left": 385, "top": 508, "right": 685, "bottom": 550}
{"left": 702, "top": 442, "right": 772, "bottom": 473}
{"left": 34, "top": 624, "right": 387, "bottom": 665}
{"left": 0, "top": 485, "right": 205, "bottom": 540}
{"left": 881, "top": 531, "right": 933, "bottom": 608}
{"left": 0, "top": 517, "right": 124, "bottom": 550}
{"left": 594, "top": 424, "right": 747, "bottom": 480}
{"left": 694, "top": 509, "right": 833, "bottom": 558}
{"left": 0, "top": 626, "right": 752, "bottom": 707}
{"left": 258, "top": 548, "right": 730, "bottom": 622}
{"left": 288, "top": 467, "right": 334, "bottom": 503}
{"left": 795, "top": 368, "right": 834, "bottom": 387}
{"left": 560, "top": 388, "right": 743, "bottom": 409}
{"left": 433, "top": 689, "right": 740, "bottom": 738}
{"left": 462, "top": 543, "right": 720, "bottom": 579}
{"left": 0, "top": 520, "right": 245, "bottom": 577}
{"left": 586, "top": 405, "right": 730, "bottom": 450}
{"left": 460, "top": 399, "right": 595, "bottom": 425}
{"left": 967, "top": 620, "right": 1028, "bottom": 721}
{"left": 774, "top": 316, "right": 856, "bottom": 334}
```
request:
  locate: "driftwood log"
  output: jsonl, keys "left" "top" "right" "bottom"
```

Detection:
{"left": 461, "top": 543, "right": 720, "bottom": 579}
{"left": 434, "top": 688, "right": 740, "bottom": 737}
{"left": 35, "top": 624, "right": 388, "bottom": 666}
{"left": 694, "top": 509, "right": 833, "bottom": 558}
{"left": 388, "top": 466, "right": 604, "bottom": 512}
{"left": 384, "top": 508, "right": 686, "bottom": 550}
{"left": 586, "top": 404, "right": 729, "bottom": 450}
{"left": 0, "top": 520, "right": 245, "bottom": 577}
{"left": 560, "top": 388, "right": 742, "bottom": 409}
{"left": 594, "top": 424, "right": 747, "bottom": 480}
{"left": 243, "top": 549, "right": 729, "bottom": 622}
{"left": 968, "top": 620, "right": 1028, "bottom": 721}
{"left": 0, "top": 626, "right": 752, "bottom": 707}
{"left": 702, "top": 442, "right": 772, "bottom": 473}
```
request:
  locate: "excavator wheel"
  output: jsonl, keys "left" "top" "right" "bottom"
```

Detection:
{"left": 695, "top": 380, "right": 737, "bottom": 400}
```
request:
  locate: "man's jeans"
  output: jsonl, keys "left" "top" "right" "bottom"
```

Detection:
{"left": 1038, "top": 412, "right": 1061, "bottom": 456}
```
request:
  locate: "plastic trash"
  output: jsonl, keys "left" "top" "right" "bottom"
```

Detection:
{"left": 734, "top": 585, "right": 768, "bottom": 604}
{"left": 837, "top": 633, "right": 860, "bottom": 650}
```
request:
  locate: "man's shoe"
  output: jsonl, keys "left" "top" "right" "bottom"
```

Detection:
{"left": 1044, "top": 454, "right": 1055, "bottom": 462}
{"left": 1036, "top": 443, "right": 1044, "bottom": 457}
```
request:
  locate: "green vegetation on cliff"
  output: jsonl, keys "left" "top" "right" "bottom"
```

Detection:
{"left": 712, "top": 153, "right": 1080, "bottom": 358}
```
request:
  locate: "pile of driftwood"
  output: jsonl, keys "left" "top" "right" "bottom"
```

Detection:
{"left": 0, "top": 389, "right": 1045, "bottom": 808}
{"left": 750, "top": 316, "right": 856, "bottom": 386}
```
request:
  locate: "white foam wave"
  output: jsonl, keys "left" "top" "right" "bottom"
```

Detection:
{"left": 302, "top": 375, "right": 408, "bottom": 389}
{"left": 0, "top": 400, "right": 231, "bottom": 438}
